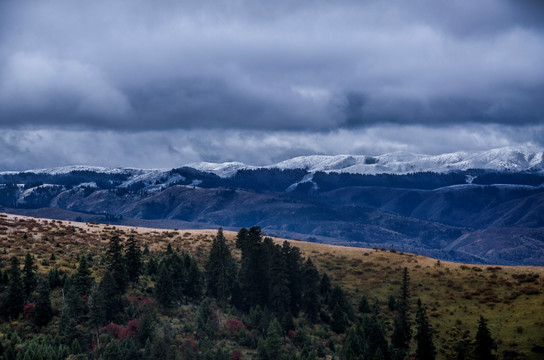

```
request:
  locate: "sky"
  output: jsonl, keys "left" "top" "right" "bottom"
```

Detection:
{"left": 0, "top": 0, "right": 543, "bottom": 170}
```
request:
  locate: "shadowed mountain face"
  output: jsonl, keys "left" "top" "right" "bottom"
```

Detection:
{"left": 1, "top": 165, "right": 543, "bottom": 265}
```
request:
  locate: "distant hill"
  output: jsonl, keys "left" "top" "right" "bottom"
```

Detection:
{"left": 1, "top": 146, "right": 544, "bottom": 265}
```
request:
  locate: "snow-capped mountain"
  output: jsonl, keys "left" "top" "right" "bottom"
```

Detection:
{"left": 1, "top": 146, "right": 544, "bottom": 266}
{"left": 1, "top": 146, "right": 543, "bottom": 180}
{"left": 189, "top": 146, "right": 544, "bottom": 177}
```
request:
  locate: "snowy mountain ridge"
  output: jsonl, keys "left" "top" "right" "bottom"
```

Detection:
{"left": 1, "top": 146, "right": 543, "bottom": 178}
{"left": 190, "top": 146, "right": 544, "bottom": 177}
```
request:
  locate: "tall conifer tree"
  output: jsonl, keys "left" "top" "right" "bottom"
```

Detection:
{"left": 415, "top": 303, "right": 435, "bottom": 360}
{"left": 4, "top": 256, "right": 24, "bottom": 319}
{"left": 474, "top": 316, "right": 497, "bottom": 360}
{"left": 22, "top": 253, "right": 37, "bottom": 300}
{"left": 125, "top": 235, "right": 142, "bottom": 283}
{"left": 205, "top": 228, "right": 236, "bottom": 306}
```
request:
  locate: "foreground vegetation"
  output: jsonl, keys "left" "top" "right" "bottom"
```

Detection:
{"left": 0, "top": 213, "right": 543, "bottom": 359}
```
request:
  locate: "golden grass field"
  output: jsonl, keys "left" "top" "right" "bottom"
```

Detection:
{"left": 0, "top": 212, "right": 543, "bottom": 359}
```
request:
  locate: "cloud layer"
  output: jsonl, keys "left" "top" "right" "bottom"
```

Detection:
{"left": 0, "top": 0, "right": 543, "bottom": 169}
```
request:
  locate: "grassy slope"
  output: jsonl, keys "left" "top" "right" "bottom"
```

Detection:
{"left": 0, "top": 213, "right": 543, "bottom": 359}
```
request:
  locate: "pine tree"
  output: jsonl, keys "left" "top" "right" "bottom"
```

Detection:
{"left": 155, "top": 262, "right": 174, "bottom": 308}
{"left": 72, "top": 255, "right": 93, "bottom": 296}
{"left": 168, "top": 252, "right": 187, "bottom": 303}
{"left": 106, "top": 235, "right": 127, "bottom": 294}
{"left": 474, "top": 316, "right": 497, "bottom": 360}
{"left": 283, "top": 241, "right": 303, "bottom": 316}
{"left": 359, "top": 295, "right": 371, "bottom": 313}
{"left": 4, "top": 256, "right": 24, "bottom": 319}
{"left": 342, "top": 326, "right": 363, "bottom": 360}
{"left": 103, "top": 340, "right": 122, "bottom": 360}
{"left": 88, "top": 287, "right": 106, "bottom": 349}
{"left": 237, "top": 227, "right": 270, "bottom": 309}
{"left": 185, "top": 255, "right": 203, "bottom": 299}
{"left": 34, "top": 281, "right": 53, "bottom": 326}
{"left": 64, "top": 281, "right": 86, "bottom": 323}
{"left": 331, "top": 303, "right": 348, "bottom": 334}
{"left": 196, "top": 298, "right": 217, "bottom": 338}
{"left": 205, "top": 228, "right": 236, "bottom": 306}
{"left": 392, "top": 268, "right": 411, "bottom": 353}
{"left": 301, "top": 258, "right": 320, "bottom": 322}
{"left": 320, "top": 272, "right": 331, "bottom": 296}
{"left": 125, "top": 235, "right": 142, "bottom": 283}
{"left": 265, "top": 318, "right": 283, "bottom": 360}
{"left": 415, "top": 304, "right": 435, "bottom": 360}
{"left": 22, "top": 253, "right": 37, "bottom": 300}
{"left": 146, "top": 257, "right": 158, "bottom": 276}
{"left": 98, "top": 270, "right": 123, "bottom": 322}
{"left": 362, "top": 315, "right": 390, "bottom": 360}
{"left": 268, "top": 244, "right": 291, "bottom": 315}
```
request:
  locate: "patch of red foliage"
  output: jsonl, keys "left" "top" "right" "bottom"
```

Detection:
{"left": 231, "top": 349, "right": 243, "bottom": 360}
{"left": 225, "top": 318, "right": 245, "bottom": 337}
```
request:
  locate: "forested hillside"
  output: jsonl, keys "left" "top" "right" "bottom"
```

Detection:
{"left": 0, "top": 214, "right": 543, "bottom": 359}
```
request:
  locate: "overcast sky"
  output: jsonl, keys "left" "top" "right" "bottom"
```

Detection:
{"left": 0, "top": 0, "right": 543, "bottom": 170}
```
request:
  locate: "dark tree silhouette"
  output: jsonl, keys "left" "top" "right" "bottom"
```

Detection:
{"left": 474, "top": 316, "right": 497, "bottom": 360}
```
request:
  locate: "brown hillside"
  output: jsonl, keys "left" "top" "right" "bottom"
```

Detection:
{"left": 0, "top": 213, "right": 543, "bottom": 359}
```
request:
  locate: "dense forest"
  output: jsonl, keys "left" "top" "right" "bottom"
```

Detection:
{"left": 0, "top": 225, "right": 503, "bottom": 360}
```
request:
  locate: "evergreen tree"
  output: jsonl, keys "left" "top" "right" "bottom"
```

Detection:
{"left": 48, "top": 267, "right": 62, "bottom": 288}
{"left": 474, "top": 316, "right": 497, "bottom": 360}
{"left": 283, "top": 241, "right": 303, "bottom": 316}
{"left": 301, "top": 258, "right": 320, "bottom": 322}
{"left": 122, "top": 338, "right": 140, "bottom": 360}
{"left": 34, "top": 281, "right": 53, "bottom": 326}
{"left": 22, "top": 253, "right": 37, "bottom": 300}
{"left": 392, "top": 268, "right": 411, "bottom": 353}
{"left": 415, "top": 304, "right": 435, "bottom": 360}
{"left": 103, "top": 340, "right": 122, "bottom": 360}
{"left": 359, "top": 295, "right": 371, "bottom": 313}
{"left": 3, "top": 256, "right": 24, "bottom": 319}
{"left": 265, "top": 318, "right": 283, "bottom": 360}
{"left": 362, "top": 315, "right": 390, "bottom": 360}
{"left": 320, "top": 272, "right": 331, "bottom": 296}
{"left": 342, "top": 326, "right": 363, "bottom": 360}
{"left": 125, "top": 235, "right": 142, "bottom": 283}
{"left": 98, "top": 270, "right": 123, "bottom": 322}
{"left": 196, "top": 298, "right": 217, "bottom": 337}
{"left": 106, "top": 235, "right": 127, "bottom": 294}
{"left": 64, "top": 281, "right": 86, "bottom": 323}
{"left": 168, "top": 252, "right": 186, "bottom": 303}
{"left": 88, "top": 287, "right": 106, "bottom": 349}
{"left": 331, "top": 303, "right": 349, "bottom": 334}
{"left": 72, "top": 255, "right": 93, "bottom": 296}
{"left": 237, "top": 227, "right": 270, "bottom": 309}
{"left": 329, "top": 285, "right": 355, "bottom": 321}
{"left": 146, "top": 257, "right": 158, "bottom": 276}
{"left": 205, "top": 228, "right": 236, "bottom": 306}
{"left": 155, "top": 263, "right": 174, "bottom": 309}
{"left": 268, "top": 244, "right": 291, "bottom": 316}
{"left": 184, "top": 255, "right": 203, "bottom": 299}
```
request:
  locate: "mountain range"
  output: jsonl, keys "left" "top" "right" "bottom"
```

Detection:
{"left": 1, "top": 146, "right": 543, "bottom": 265}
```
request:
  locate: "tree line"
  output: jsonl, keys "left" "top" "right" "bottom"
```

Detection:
{"left": 0, "top": 227, "right": 498, "bottom": 360}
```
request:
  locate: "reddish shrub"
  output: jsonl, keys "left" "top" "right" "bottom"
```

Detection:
{"left": 520, "top": 286, "right": 540, "bottom": 295}
{"left": 226, "top": 318, "right": 245, "bottom": 336}
{"left": 127, "top": 295, "right": 152, "bottom": 309}
{"left": 23, "top": 303, "right": 35, "bottom": 320}
{"left": 287, "top": 330, "right": 296, "bottom": 338}
{"left": 103, "top": 323, "right": 122, "bottom": 338}
{"left": 231, "top": 350, "right": 242, "bottom": 360}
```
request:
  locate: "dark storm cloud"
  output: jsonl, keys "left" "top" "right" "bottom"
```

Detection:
{"left": 0, "top": 0, "right": 543, "bottom": 132}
